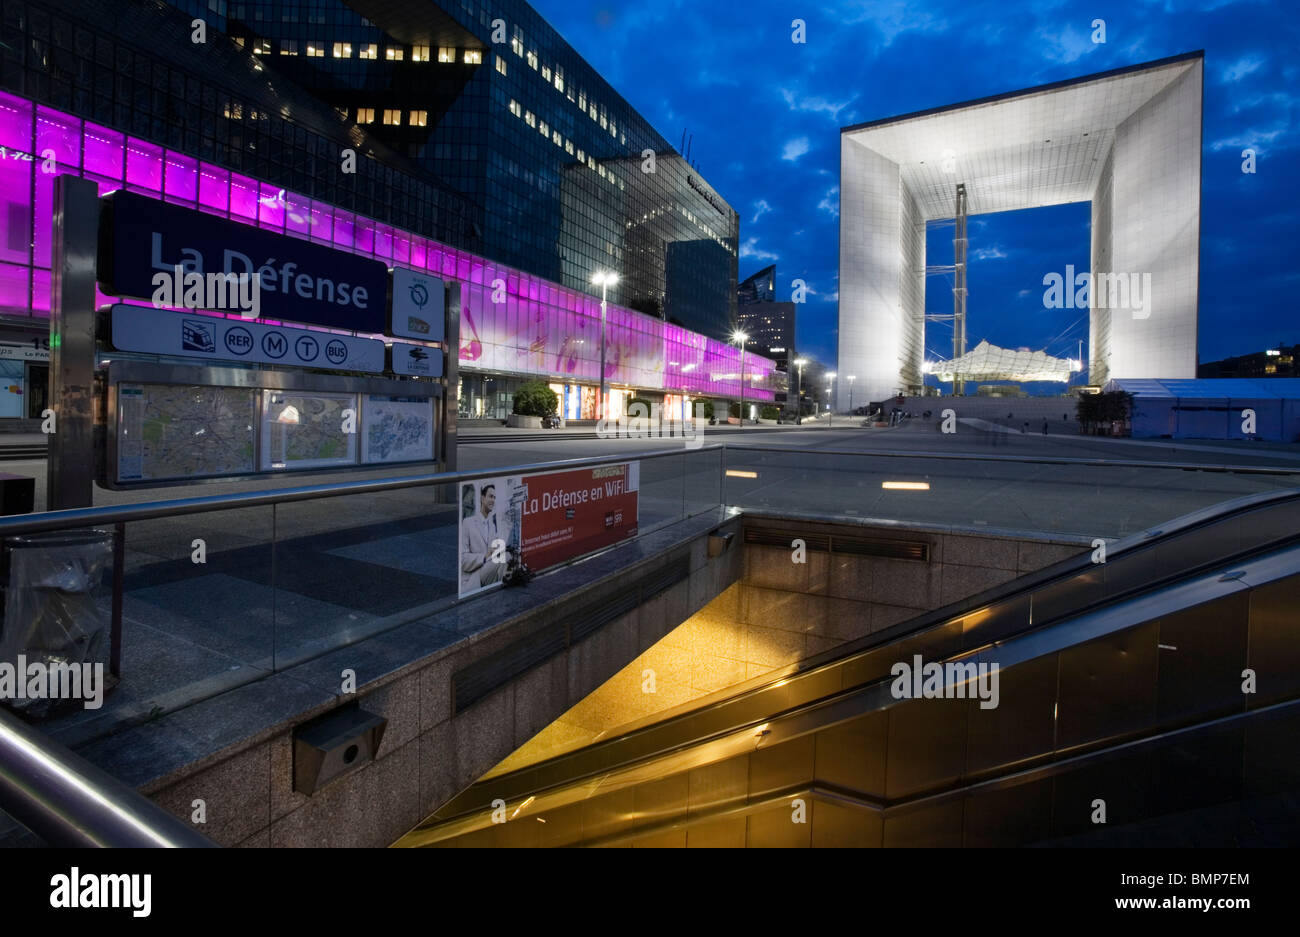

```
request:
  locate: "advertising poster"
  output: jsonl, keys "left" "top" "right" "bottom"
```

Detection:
{"left": 458, "top": 462, "right": 640, "bottom": 599}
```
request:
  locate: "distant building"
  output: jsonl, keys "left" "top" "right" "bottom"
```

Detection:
{"left": 736, "top": 265, "right": 796, "bottom": 370}
{"left": 1199, "top": 344, "right": 1298, "bottom": 379}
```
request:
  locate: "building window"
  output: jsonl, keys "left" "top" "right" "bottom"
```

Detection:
{"left": 553, "top": 66, "right": 564, "bottom": 92}
{"left": 578, "top": 91, "right": 586, "bottom": 111}
{"left": 410, "top": 110, "right": 428, "bottom": 127}
{"left": 280, "top": 39, "right": 298, "bottom": 55}
{"left": 383, "top": 109, "right": 401, "bottom": 126}
{"left": 565, "top": 139, "right": 574, "bottom": 155}
{"left": 589, "top": 104, "right": 598, "bottom": 121}
{"left": 385, "top": 47, "right": 403, "bottom": 60}
{"left": 524, "top": 110, "right": 536, "bottom": 128}
{"left": 252, "top": 38, "right": 271, "bottom": 55}
{"left": 539, "top": 119, "right": 548, "bottom": 137}
{"left": 306, "top": 43, "right": 323, "bottom": 57}
{"left": 232, "top": 36, "right": 245, "bottom": 49}
{"left": 576, "top": 148, "right": 584, "bottom": 163}
{"left": 356, "top": 108, "right": 375, "bottom": 124}
{"left": 438, "top": 47, "right": 456, "bottom": 63}
{"left": 332, "top": 42, "right": 352, "bottom": 58}
{"left": 609, "top": 120, "right": 616, "bottom": 137}
{"left": 463, "top": 49, "right": 482, "bottom": 65}
{"left": 511, "top": 28, "right": 523, "bottom": 56}
{"left": 359, "top": 43, "right": 377, "bottom": 59}
{"left": 541, "top": 64, "right": 551, "bottom": 82}
{"left": 411, "top": 45, "right": 430, "bottom": 62}
{"left": 526, "top": 50, "right": 538, "bottom": 69}
{"left": 508, "top": 99, "right": 521, "bottom": 117}
{"left": 553, "top": 130, "right": 562, "bottom": 146}
{"left": 495, "top": 55, "right": 507, "bottom": 75}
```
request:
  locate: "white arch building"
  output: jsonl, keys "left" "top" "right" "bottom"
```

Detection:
{"left": 837, "top": 52, "right": 1203, "bottom": 405}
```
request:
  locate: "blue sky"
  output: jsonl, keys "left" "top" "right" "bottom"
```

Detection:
{"left": 530, "top": 0, "right": 1299, "bottom": 374}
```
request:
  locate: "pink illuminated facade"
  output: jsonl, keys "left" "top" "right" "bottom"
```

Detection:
{"left": 0, "top": 90, "right": 774, "bottom": 422}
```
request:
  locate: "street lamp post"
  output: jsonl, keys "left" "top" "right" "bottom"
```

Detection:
{"left": 826, "top": 372, "right": 836, "bottom": 427}
{"left": 847, "top": 375, "right": 856, "bottom": 413}
{"left": 732, "top": 329, "right": 749, "bottom": 426}
{"left": 591, "top": 271, "right": 619, "bottom": 420}
{"left": 793, "top": 357, "right": 807, "bottom": 424}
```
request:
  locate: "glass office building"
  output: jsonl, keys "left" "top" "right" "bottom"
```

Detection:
{"left": 174, "top": 0, "right": 741, "bottom": 342}
{"left": 0, "top": 0, "right": 766, "bottom": 423}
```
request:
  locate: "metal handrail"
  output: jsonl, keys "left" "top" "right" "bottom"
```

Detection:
{"left": 0, "top": 444, "right": 727, "bottom": 535}
{"left": 724, "top": 443, "right": 1300, "bottom": 476}
{"left": 0, "top": 707, "right": 217, "bottom": 847}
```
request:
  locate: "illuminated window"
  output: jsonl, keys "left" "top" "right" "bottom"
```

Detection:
{"left": 495, "top": 55, "right": 507, "bottom": 75}
{"left": 411, "top": 45, "right": 430, "bottom": 62}
{"left": 438, "top": 47, "right": 456, "bottom": 63}
{"left": 578, "top": 91, "right": 586, "bottom": 111}
{"left": 609, "top": 120, "right": 616, "bottom": 137}
{"left": 553, "top": 130, "right": 562, "bottom": 146}
{"left": 359, "top": 43, "right": 377, "bottom": 59}
{"left": 385, "top": 47, "right": 403, "bottom": 60}
{"left": 565, "top": 139, "right": 574, "bottom": 155}
{"left": 382, "top": 109, "right": 401, "bottom": 126}
{"left": 252, "top": 38, "right": 271, "bottom": 55}
{"left": 508, "top": 99, "right": 521, "bottom": 117}
{"left": 588, "top": 156, "right": 595, "bottom": 170}
{"left": 463, "top": 49, "right": 482, "bottom": 65}
{"left": 589, "top": 104, "right": 598, "bottom": 121}
{"left": 539, "top": 119, "right": 548, "bottom": 137}
{"left": 232, "top": 36, "right": 245, "bottom": 49}
{"left": 541, "top": 64, "right": 551, "bottom": 82}
{"left": 356, "top": 108, "right": 375, "bottom": 124}
{"left": 526, "top": 49, "right": 538, "bottom": 69}
{"left": 306, "top": 43, "right": 323, "bottom": 57}
{"left": 553, "top": 66, "right": 564, "bottom": 92}
{"left": 576, "top": 148, "right": 584, "bottom": 163}
{"left": 524, "top": 110, "right": 536, "bottom": 128}
{"left": 280, "top": 39, "right": 298, "bottom": 55}
{"left": 410, "top": 110, "right": 428, "bottom": 127}
{"left": 511, "top": 28, "right": 523, "bottom": 56}
{"left": 332, "top": 42, "right": 352, "bottom": 58}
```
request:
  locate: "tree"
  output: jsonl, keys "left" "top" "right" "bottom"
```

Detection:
{"left": 513, "top": 381, "right": 558, "bottom": 416}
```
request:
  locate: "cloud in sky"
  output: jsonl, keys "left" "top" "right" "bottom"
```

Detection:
{"left": 972, "top": 246, "right": 1008, "bottom": 260}
{"left": 818, "top": 186, "right": 839, "bottom": 218}
{"left": 740, "top": 237, "right": 779, "bottom": 262}
{"left": 781, "top": 137, "right": 811, "bottom": 162}
{"left": 751, "top": 199, "right": 772, "bottom": 223}
{"left": 1221, "top": 54, "right": 1266, "bottom": 82}
{"left": 780, "top": 88, "right": 858, "bottom": 121}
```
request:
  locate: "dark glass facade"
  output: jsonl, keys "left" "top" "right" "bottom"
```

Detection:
{"left": 737, "top": 264, "right": 795, "bottom": 373}
{"left": 170, "top": 0, "right": 740, "bottom": 342}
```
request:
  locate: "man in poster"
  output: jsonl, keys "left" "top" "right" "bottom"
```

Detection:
{"left": 460, "top": 482, "right": 504, "bottom": 593}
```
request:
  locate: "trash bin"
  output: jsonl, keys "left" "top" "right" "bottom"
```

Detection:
{"left": 0, "top": 529, "right": 114, "bottom": 718}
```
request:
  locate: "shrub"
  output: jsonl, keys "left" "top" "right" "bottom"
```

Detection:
{"left": 626, "top": 397, "right": 654, "bottom": 417}
{"left": 513, "top": 381, "right": 558, "bottom": 416}
{"left": 760, "top": 405, "right": 780, "bottom": 420}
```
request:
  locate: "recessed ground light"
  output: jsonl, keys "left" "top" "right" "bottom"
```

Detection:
{"left": 882, "top": 481, "right": 930, "bottom": 490}
{"left": 726, "top": 470, "right": 758, "bottom": 479}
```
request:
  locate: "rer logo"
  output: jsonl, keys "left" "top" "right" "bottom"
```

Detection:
{"left": 325, "top": 339, "right": 348, "bottom": 365}
{"left": 262, "top": 332, "right": 288, "bottom": 358}
{"left": 295, "top": 335, "right": 319, "bottom": 362}
{"left": 182, "top": 319, "right": 216, "bottom": 353}
{"left": 224, "top": 327, "right": 254, "bottom": 356}
{"left": 408, "top": 281, "right": 429, "bottom": 310}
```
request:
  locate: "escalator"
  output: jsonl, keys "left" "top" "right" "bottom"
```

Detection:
{"left": 396, "top": 489, "right": 1300, "bottom": 847}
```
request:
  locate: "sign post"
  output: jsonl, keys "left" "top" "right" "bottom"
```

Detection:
{"left": 47, "top": 176, "right": 100, "bottom": 511}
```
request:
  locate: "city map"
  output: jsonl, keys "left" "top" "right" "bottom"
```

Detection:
{"left": 262, "top": 391, "right": 358, "bottom": 469}
{"left": 117, "top": 383, "right": 257, "bottom": 482}
{"left": 361, "top": 395, "right": 434, "bottom": 463}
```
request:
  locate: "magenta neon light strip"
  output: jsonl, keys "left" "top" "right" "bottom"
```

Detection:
{"left": 0, "top": 91, "right": 775, "bottom": 399}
